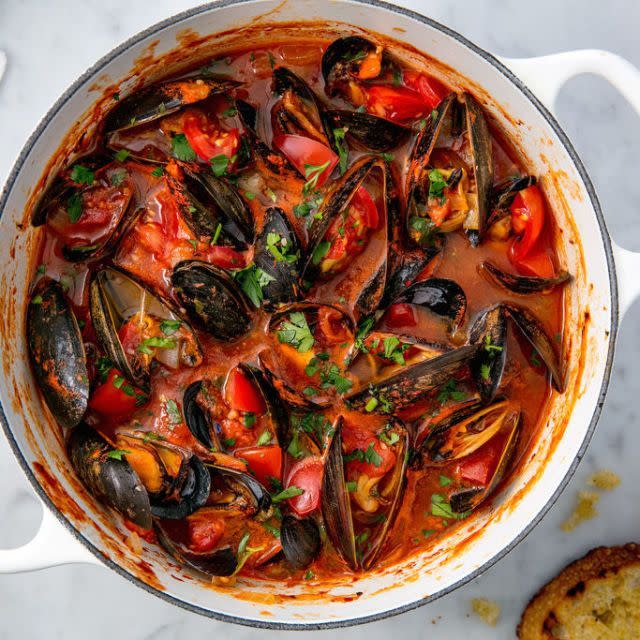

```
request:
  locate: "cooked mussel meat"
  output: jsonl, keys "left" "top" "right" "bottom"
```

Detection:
{"left": 27, "top": 278, "right": 89, "bottom": 429}
{"left": 171, "top": 260, "right": 252, "bottom": 341}
{"left": 90, "top": 267, "right": 202, "bottom": 389}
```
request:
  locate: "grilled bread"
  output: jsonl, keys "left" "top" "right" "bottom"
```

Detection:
{"left": 518, "top": 543, "right": 640, "bottom": 639}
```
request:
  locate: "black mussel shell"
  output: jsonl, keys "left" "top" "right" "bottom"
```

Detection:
{"left": 345, "top": 344, "right": 478, "bottom": 413}
{"left": 321, "top": 36, "right": 381, "bottom": 98}
{"left": 105, "top": 77, "right": 238, "bottom": 132}
{"left": 469, "top": 305, "right": 507, "bottom": 402}
{"left": 480, "top": 261, "right": 572, "bottom": 295}
{"left": 155, "top": 518, "right": 237, "bottom": 576}
{"left": 183, "top": 380, "right": 223, "bottom": 451}
{"left": 254, "top": 207, "right": 301, "bottom": 310}
{"left": 504, "top": 304, "right": 565, "bottom": 392}
{"left": 280, "top": 515, "right": 321, "bottom": 570}
{"left": 326, "top": 110, "right": 410, "bottom": 152}
{"left": 150, "top": 454, "right": 211, "bottom": 520}
{"left": 171, "top": 261, "right": 252, "bottom": 341}
{"left": 489, "top": 175, "right": 536, "bottom": 224}
{"left": 27, "top": 278, "right": 88, "bottom": 429}
{"left": 207, "top": 464, "right": 272, "bottom": 516}
{"left": 90, "top": 267, "right": 202, "bottom": 388}
{"left": 462, "top": 92, "right": 494, "bottom": 245}
{"left": 68, "top": 425, "right": 152, "bottom": 528}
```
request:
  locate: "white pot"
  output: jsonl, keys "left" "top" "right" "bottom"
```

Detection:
{"left": 1, "top": 0, "right": 639, "bottom": 629}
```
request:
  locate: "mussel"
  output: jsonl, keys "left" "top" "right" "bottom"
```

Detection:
{"left": 205, "top": 464, "right": 272, "bottom": 516}
{"left": 405, "top": 92, "right": 493, "bottom": 246}
{"left": 253, "top": 207, "right": 301, "bottom": 309}
{"left": 479, "top": 261, "right": 572, "bottom": 295}
{"left": 280, "top": 515, "right": 321, "bottom": 570}
{"left": 27, "top": 278, "right": 89, "bottom": 429}
{"left": 105, "top": 77, "right": 238, "bottom": 132}
{"left": 469, "top": 305, "right": 507, "bottom": 403}
{"left": 326, "top": 110, "right": 410, "bottom": 152}
{"left": 322, "top": 416, "right": 408, "bottom": 570}
{"left": 345, "top": 344, "right": 479, "bottom": 413}
{"left": 68, "top": 424, "right": 152, "bottom": 528}
{"left": 488, "top": 175, "right": 536, "bottom": 226}
{"left": 171, "top": 260, "right": 252, "bottom": 341}
{"left": 90, "top": 267, "right": 202, "bottom": 389}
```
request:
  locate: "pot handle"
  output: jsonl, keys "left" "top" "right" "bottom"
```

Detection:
{"left": 0, "top": 498, "right": 100, "bottom": 573}
{"left": 501, "top": 50, "right": 640, "bottom": 317}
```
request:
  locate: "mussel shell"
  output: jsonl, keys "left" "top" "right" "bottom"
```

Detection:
{"left": 462, "top": 92, "right": 494, "bottom": 245}
{"left": 345, "top": 344, "right": 478, "bottom": 413}
{"left": 105, "top": 77, "right": 237, "bottom": 132}
{"left": 280, "top": 515, "right": 321, "bottom": 570}
{"left": 171, "top": 260, "right": 252, "bottom": 341}
{"left": 504, "top": 303, "right": 565, "bottom": 392}
{"left": 321, "top": 36, "right": 381, "bottom": 97}
{"left": 180, "top": 171, "right": 254, "bottom": 247}
{"left": 469, "top": 305, "right": 507, "bottom": 403}
{"left": 480, "top": 261, "right": 572, "bottom": 295}
{"left": 27, "top": 278, "right": 89, "bottom": 429}
{"left": 155, "top": 518, "right": 237, "bottom": 576}
{"left": 90, "top": 267, "right": 202, "bottom": 388}
{"left": 254, "top": 207, "right": 301, "bottom": 310}
{"left": 392, "top": 277, "right": 467, "bottom": 332}
{"left": 207, "top": 464, "right": 272, "bottom": 516}
{"left": 489, "top": 175, "right": 536, "bottom": 223}
{"left": 326, "top": 110, "right": 410, "bottom": 151}
{"left": 183, "top": 380, "right": 223, "bottom": 451}
{"left": 68, "top": 424, "right": 152, "bottom": 528}
{"left": 150, "top": 454, "right": 211, "bottom": 520}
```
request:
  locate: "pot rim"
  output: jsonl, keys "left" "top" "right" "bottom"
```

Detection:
{"left": 0, "top": 0, "right": 619, "bottom": 629}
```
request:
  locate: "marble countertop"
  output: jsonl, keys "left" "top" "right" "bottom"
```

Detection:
{"left": 1, "top": 1, "right": 639, "bottom": 638}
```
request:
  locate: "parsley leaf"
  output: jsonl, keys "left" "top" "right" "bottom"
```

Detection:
{"left": 439, "top": 474, "right": 453, "bottom": 487}
{"left": 234, "top": 264, "right": 275, "bottom": 308}
{"left": 333, "top": 127, "right": 349, "bottom": 175}
{"left": 311, "top": 240, "right": 331, "bottom": 266}
{"left": 70, "top": 165, "right": 95, "bottom": 186}
{"left": 276, "top": 312, "right": 315, "bottom": 352}
{"left": 66, "top": 192, "right": 83, "bottom": 223}
{"left": 303, "top": 161, "right": 330, "bottom": 193}
{"left": 107, "top": 449, "right": 130, "bottom": 461}
{"left": 256, "top": 430, "right": 272, "bottom": 446}
{"left": 266, "top": 232, "right": 297, "bottom": 263}
{"left": 160, "top": 319, "right": 182, "bottom": 336}
{"left": 210, "top": 154, "right": 229, "bottom": 177}
{"left": 171, "top": 134, "right": 196, "bottom": 162}
{"left": 151, "top": 166, "right": 164, "bottom": 177}
{"left": 271, "top": 486, "right": 304, "bottom": 503}
{"left": 428, "top": 168, "right": 447, "bottom": 201}
{"left": 436, "top": 380, "right": 466, "bottom": 405}
{"left": 137, "top": 336, "right": 177, "bottom": 355}
{"left": 114, "top": 149, "right": 130, "bottom": 163}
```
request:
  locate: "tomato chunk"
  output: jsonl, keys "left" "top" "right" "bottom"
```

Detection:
{"left": 206, "top": 245, "right": 248, "bottom": 270}
{"left": 235, "top": 445, "right": 282, "bottom": 487}
{"left": 285, "top": 456, "right": 324, "bottom": 516}
{"left": 342, "top": 423, "right": 396, "bottom": 478}
{"left": 187, "top": 516, "right": 225, "bottom": 553}
{"left": 89, "top": 368, "right": 147, "bottom": 417}
{"left": 402, "top": 70, "right": 447, "bottom": 110}
{"left": 384, "top": 303, "right": 417, "bottom": 329}
{"left": 456, "top": 429, "right": 509, "bottom": 487}
{"left": 272, "top": 134, "right": 338, "bottom": 187}
{"left": 225, "top": 367, "right": 266, "bottom": 415}
{"left": 365, "top": 85, "right": 430, "bottom": 123}
{"left": 183, "top": 108, "right": 240, "bottom": 164}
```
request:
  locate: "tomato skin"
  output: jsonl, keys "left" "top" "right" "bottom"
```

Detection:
{"left": 316, "top": 307, "right": 351, "bottom": 344}
{"left": 456, "top": 430, "right": 508, "bottom": 487}
{"left": 384, "top": 303, "right": 417, "bottom": 329}
{"left": 89, "top": 368, "right": 147, "bottom": 417}
{"left": 285, "top": 456, "right": 324, "bottom": 516}
{"left": 272, "top": 134, "right": 338, "bottom": 186}
{"left": 206, "top": 245, "right": 248, "bottom": 270}
{"left": 187, "top": 517, "right": 225, "bottom": 553}
{"left": 225, "top": 367, "right": 266, "bottom": 415}
{"left": 341, "top": 424, "right": 396, "bottom": 478}
{"left": 402, "top": 70, "right": 447, "bottom": 110}
{"left": 513, "top": 248, "right": 555, "bottom": 279}
{"left": 182, "top": 109, "right": 240, "bottom": 163}
{"left": 235, "top": 446, "right": 282, "bottom": 486}
{"left": 365, "top": 85, "right": 430, "bottom": 123}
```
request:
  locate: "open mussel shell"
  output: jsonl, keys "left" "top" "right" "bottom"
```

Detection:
{"left": 90, "top": 267, "right": 202, "bottom": 389}
{"left": 504, "top": 303, "right": 565, "bottom": 392}
{"left": 488, "top": 175, "right": 536, "bottom": 225}
{"left": 206, "top": 464, "right": 272, "bottom": 516}
{"left": 254, "top": 207, "right": 301, "bottom": 310}
{"left": 183, "top": 380, "right": 223, "bottom": 451}
{"left": 449, "top": 409, "right": 520, "bottom": 513}
{"left": 469, "top": 305, "right": 507, "bottom": 403}
{"left": 155, "top": 517, "right": 237, "bottom": 577}
{"left": 27, "top": 278, "right": 89, "bottom": 429}
{"left": 420, "top": 399, "right": 514, "bottom": 462}
{"left": 68, "top": 425, "right": 152, "bottom": 528}
{"left": 480, "top": 261, "right": 572, "bottom": 295}
{"left": 105, "top": 77, "right": 238, "bottom": 132}
{"left": 178, "top": 170, "right": 254, "bottom": 247}
{"left": 321, "top": 417, "right": 408, "bottom": 571}
{"left": 326, "top": 110, "right": 410, "bottom": 152}
{"left": 171, "top": 260, "right": 252, "bottom": 341}
{"left": 321, "top": 36, "right": 383, "bottom": 98}
{"left": 462, "top": 92, "right": 494, "bottom": 245}
{"left": 345, "top": 344, "right": 479, "bottom": 413}
{"left": 280, "top": 515, "right": 321, "bottom": 570}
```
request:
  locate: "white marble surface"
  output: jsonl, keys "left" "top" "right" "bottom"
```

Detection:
{"left": 1, "top": 1, "right": 639, "bottom": 638}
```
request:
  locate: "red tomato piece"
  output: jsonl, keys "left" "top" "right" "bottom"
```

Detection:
{"left": 508, "top": 185, "right": 546, "bottom": 260}
{"left": 365, "top": 85, "right": 430, "bottom": 123}
{"left": 285, "top": 456, "right": 324, "bottom": 517}
{"left": 235, "top": 445, "right": 282, "bottom": 486}
{"left": 225, "top": 367, "right": 266, "bottom": 415}
{"left": 187, "top": 516, "right": 225, "bottom": 553}
{"left": 513, "top": 248, "right": 555, "bottom": 279}
{"left": 456, "top": 430, "right": 509, "bottom": 487}
{"left": 272, "top": 134, "right": 338, "bottom": 186}
{"left": 206, "top": 245, "right": 248, "bottom": 270}
{"left": 384, "top": 303, "right": 417, "bottom": 329}
{"left": 402, "top": 70, "right": 447, "bottom": 110}
{"left": 183, "top": 108, "right": 240, "bottom": 163}
{"left": 88, "top": 368, "right": 147, "bottom": 417}
{"left": 342, "top": 424, "right": 396, "bottom": 478}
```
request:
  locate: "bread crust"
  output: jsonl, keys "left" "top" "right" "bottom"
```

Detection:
{"left": 517, "top": 543, "right": 640, "bottom": 639}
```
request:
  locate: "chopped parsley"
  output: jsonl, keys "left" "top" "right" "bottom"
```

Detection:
{"left": 276, "top": 312, "right": 315, "bottom": 352}
{"left": 378, "top": 424, "right": 400, "bottom": 446}
{"left": 223, "top": 437, "right": 236, "bottom": 448}
{"left": 428, "top": 168, "right": 447, "bottom": 202}
{"left": 36, "top": 264, "right": 46, "bottom": 275}
{"left": 303, "top": 161, "right": 330, "bottom": 193}
{"left": 333, "top": 127, "right": 349, "bottom": 174}
{"left": 70, "top": 165, "right": 95, "bottom": 186}
{"left": 211, "top": 222, "right": 222, "bottom": 245}
{"left": 31, "top": 294, "right": 43, "bottom": 305}
{"left": 114, "top": 149, "right": 130, "bottom": 162}
{"left": 436, "top": 380, "right": 466, "bottom": 405}
{"left": 271, "top": 486, "right": 304, "bottom": 503}
{"left": 344, "top": 442, "right": 382, "bottom": 468}
{"left": 171, "top": 134, "right": 196, "bottom": 162}
{"left": 137, "top": 336, "right": 177, "bottom": 355}
{"left": 290, "top": 412, "right": 334, "bottom": 444}
{"left": 422, "top": 528, "right": 436, "bottom": 539}
{"left": 409, "top": 215, "right": 437, "bottom": 245}
{"left": 346, "top": 481, "right": 357, "bottom": 492}
{"left": 66, "top": 192, "right": 83, "bottom": 223}
{"left": 311, "top": 240, "right": 331, "bottom": 266}
{"left": 243, "top": 412, "right": 256, "bottom": 429}
{"left": 210, "top": 154, "right": 230, "bottom": 177}
{"left": 151, "top": 166, "right": 164, "bottom": 177}
{"left": 439, "top": 474, "right": 453, "bottom": 487}
{"left": 304, "top": 355, "right": 352, "bottom": 394}
{"left": 479, "top": 363, "right": 491, "bottom": 381}
{"left": 304, "top": 570, "right": 315, "bottom": 580}
{"left": 256, "top": 430, "right": 272, "bottom": 446}
{"left": 286, "top": 429, "right": 303, "bottom": 458}
{"left": 160, "top": 319, "right": 182, "bottom": 336}
{"left": 234, "top": 264, "right": 275, "bottom": 308}
{"left": 164, "top": 399, "right": 182, "bottom": 425}
{"left": 244, "top": 191, "right": 256, "bottom": 200}
{"left": 110, "top": 168, "right": 127, "bottom": 187}
{"left": 262, "top": 522, "right": 281, "bottom": 538}
{"left": 107, "top": 449, "right": 130, "bottom": 461}
{"left": 221, "top": 106, "right": 238, "bottom": 117}
{"left": 266, "top": 232, "right": 297, "bottom": 263}
{"left": 431, "top": 493, "right": 469, "bottom": 520}
{"left": 530, "top": 351, "right": 542, "bottom": 367}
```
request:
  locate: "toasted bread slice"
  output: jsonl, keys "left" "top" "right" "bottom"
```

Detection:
{"left": 518, "top": 543, "right": 640, "bottom": 639}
